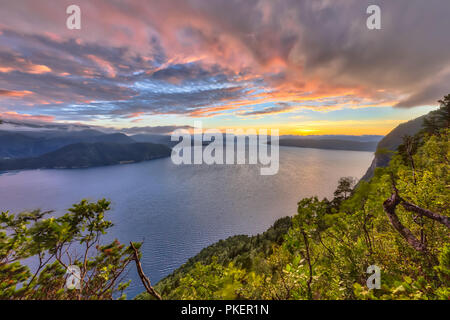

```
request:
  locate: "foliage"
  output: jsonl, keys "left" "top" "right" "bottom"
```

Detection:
{"left": 135, "top": 216, "right": 292, "bottom": 299}
{"left": 422, "top": 94, "right": 450, "bottom": 134}
{"left": 161, "top": 257, "right": 259, "bottom": 300}
{"left": 0, "top": 199, "right": 140, "bottom": 299}
{"left": 332, "top": 177, "right": 356, "bottom": 207}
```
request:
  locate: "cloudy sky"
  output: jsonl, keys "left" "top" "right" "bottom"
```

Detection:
{"left": 0, "top": 0, "right": 449, "bottom": 135}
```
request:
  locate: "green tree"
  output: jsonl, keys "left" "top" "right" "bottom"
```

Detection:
{"left": 0, "top": 199, "right": 159, "bottom": 300}
{"left": 423, "top": 94, "right": 450, "bottom": 134}
{"left": 437, "top": 94, "right": 450, "bottom": 128}
{"left": 332, "top": 177, "right": 356, "bottom": 207}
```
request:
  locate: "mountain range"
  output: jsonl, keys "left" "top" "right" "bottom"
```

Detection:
{"left": 0, "top": 129, "right": 134, "bottom": 159}
{"left": 0, "top": 115, "right": 429, "bottom": 173}
{"left": 277, "top": 138, "right": 379, "bottom": 152}
{"left": 0, "top": 142, "right": 171, "bottom": 171}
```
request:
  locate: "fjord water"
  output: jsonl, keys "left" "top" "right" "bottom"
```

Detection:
{"left": 0, "top": 147, "right": 373, "bottom": 298}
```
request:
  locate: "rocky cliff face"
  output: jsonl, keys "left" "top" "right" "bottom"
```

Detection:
{"left": 360, "top": 114, "right": 428, "bottom": 181}
{"left": 360, "top": 151, "right": 392, "bottom": 181}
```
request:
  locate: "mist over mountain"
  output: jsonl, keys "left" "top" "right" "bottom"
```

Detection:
{"left": 130, "top": 134, "right": 179, "bottom": 148}
{"left": 0, "top": 129, "right": 134, "bottom": 159}
{"left": 0, "top": 142, "right": 171, "bottom": 171}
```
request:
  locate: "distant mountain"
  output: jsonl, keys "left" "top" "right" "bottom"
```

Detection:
{"left": 277, "top": 139, "right": 378, "bottom": 151}
{"left": 279, "top": 135, "right": 383, "bottom": 142}
{"left": 0, "top": 142, "right": 171, "bottom": 171}
{"left": 360, "top": 115, "right": 427, "bottom": 181}
{"left": 0, "top": 129, "right": 134, "bottom": 159}
{"left": 131, "top": 133, "right": 212, "bottom": 147}
{"left": 0, "top": 131, "right": 38, "bottom": 159}
{"left": 375, "top": 116, "right": 427, "bottom": 151}
{"left": 130, "top": 134, "right": 179, "bottom": 147}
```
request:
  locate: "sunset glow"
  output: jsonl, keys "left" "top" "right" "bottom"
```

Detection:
{"left": 0, "top": 0, "right": 447, "bottom": 135}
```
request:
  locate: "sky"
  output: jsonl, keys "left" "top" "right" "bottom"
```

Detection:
{"left": 0, "top": 0, "right": 449, "bottom": 136}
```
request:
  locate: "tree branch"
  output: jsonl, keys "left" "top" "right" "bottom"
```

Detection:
{"left": 400, "top": 201, "right": 450, "bottom": 229}
{"left": 382, "top": 189, "right": 428, "bottom": 253}
{"left": 130, "top": 242, "right": 162, "bottom": 300}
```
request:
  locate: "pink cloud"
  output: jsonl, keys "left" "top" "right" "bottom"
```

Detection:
{"left": 0, "top": 89, "right": 33, "bottom": 97}
{"left": 0, "top": 111, "right": 54, "bottom": 122}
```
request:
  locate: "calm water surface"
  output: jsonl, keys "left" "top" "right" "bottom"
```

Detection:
{"left": 0, "top": 147, "right": 373, "bottom": 298}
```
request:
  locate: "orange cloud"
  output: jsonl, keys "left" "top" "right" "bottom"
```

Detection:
{"left": 124, "top": 112, "right": 145, "bottom": 118}
{"left": 27, "top": 64, "right": 52, "bottom": 74}
{"left": 0, "top": 89, "right": 33, "bottom": 97}
{"left": 188, "top": 105, "right": 239, "bottom": 117}
{"left": 0, "top": 111, "right": 54, "bottom": 122}
{"left": 0, "top": 61, "right": 51, "bottom": 74}
{"left": 0, "top": 66, "right": 14, "bottom": 73}
{"left": 87, "top": 54, "right": 117, "bottom": 78}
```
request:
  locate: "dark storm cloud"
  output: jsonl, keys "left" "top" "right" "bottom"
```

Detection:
{"left": 241, "top": 103, "right": 294, "bottom": 116}
{"left": 284, "top": 0, "right": 450, "bottom": 107}
{"left": 178, "top": 0, "right": 450, "bottom": 107}
{"left": 151, "top": 63, "right": 228, "bottom": 83}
